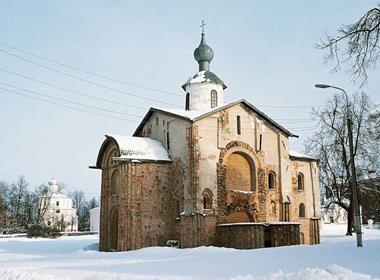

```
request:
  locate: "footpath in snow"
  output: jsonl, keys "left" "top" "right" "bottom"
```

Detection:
{"left": 0, "top": 224, "right": 379, "bottom": 280}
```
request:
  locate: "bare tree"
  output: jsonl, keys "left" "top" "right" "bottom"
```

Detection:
{"left": 8, "top": 176, "right": 29, "bottom": 230}
{"left": 0, "top": 181, "right": 10, "bottom": 231}
{"left": 370, "top": 111, "right": 380, "bottom": 140}
{"left": 305, "top": 92, "right": 379, "bottom": 235}
{"left": 57, "top": 181, "right": 67, "bottom": 193}
{"left": 68, "top": 191, "right": 99, "bottom": 231}
{"left": 69, "top": 191, "right": 87, "bottom": 230}
{"left": 317, "top": 7, "right": 380, "bottom": 86}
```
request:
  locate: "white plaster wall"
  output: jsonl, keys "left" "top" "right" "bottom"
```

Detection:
{"left": 196, "top": 116, "right": 219, "bottom": 210}
{"left": 217, "top": 105, "right": 256, "bottom": 148}
{"left": 185, "top": 83, "right": 224, "bottom": 111}
{"left": 194, "top": 103, "right": 285, "bottom": 212}
{"left": 138, "top": 111, "right": 193, "bottom": 214}
{"left": 279, "top": 134, "right": 293, "bottom": 200}
{"left": 290, "top": 159, "right": 320, "bottom": 219}
{"left": 311, "top": 161, "right": 321, "bottom": 217}
{"left": 90, "top": 207, "right": 100, "bottom": 232}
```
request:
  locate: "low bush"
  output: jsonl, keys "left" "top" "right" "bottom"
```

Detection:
{"left": 27, "top": 224, "right": 61, "bottom": 238}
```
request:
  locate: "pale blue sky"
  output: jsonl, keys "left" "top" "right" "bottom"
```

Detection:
{"left": 1, "top": 1, "right": 379, "bottom": 197}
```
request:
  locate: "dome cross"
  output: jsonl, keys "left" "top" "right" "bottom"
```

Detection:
{"left": 200, "top": 20, "right": 206, "bottom": 34}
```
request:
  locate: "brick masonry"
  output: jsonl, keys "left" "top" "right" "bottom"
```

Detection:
{"left": 99, "top": 140, "right": 176, "bottom": 251}
{"left": 217, "top": 223, "right": 300, "bottom": 249}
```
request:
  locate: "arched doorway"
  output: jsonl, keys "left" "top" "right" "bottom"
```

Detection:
{"left": 109, "top": 206, "right": 118, "bottom": 251}
{"left": 225, "top": 152, "right": 257, "bottom": 223}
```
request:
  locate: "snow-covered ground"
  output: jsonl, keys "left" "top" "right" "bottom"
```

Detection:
{"left": 0, "top": 224, "right": 379, "bottom": 280}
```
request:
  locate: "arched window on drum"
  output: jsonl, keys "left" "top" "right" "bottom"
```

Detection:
{"left": 210, "top": 90, "right": 218, "bottom": 108}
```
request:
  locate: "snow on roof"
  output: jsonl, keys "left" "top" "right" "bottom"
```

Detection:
{"left": 40, "top": 192, "right": 71, "bottom": 199}
{"left": 289, "top": 150, "right": 318, "bottom": 161}
{"left": 51, "top": 192, "right": 69, "bottom": 198}
{"left": 108, "top": 134, "right": 171, "bottom": 162}
{"left": 152, "top": 99, "right": 250, "bottom": 121}
{"left": 151, "top": 107, "right": 205, "bottom": 120}
{"left": 183, "top": 70, "right": 227, "bottom": 89}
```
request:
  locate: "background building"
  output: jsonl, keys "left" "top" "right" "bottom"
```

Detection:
{"left": 38, "top": 178, "right": 78, "bottom": 232}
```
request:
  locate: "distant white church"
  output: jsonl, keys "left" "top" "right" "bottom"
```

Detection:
{"left": 321, "top": 197, "right": 348, "bottom": 224}
{"left": 38, "top": 178, "right": 78, "bottom": 232}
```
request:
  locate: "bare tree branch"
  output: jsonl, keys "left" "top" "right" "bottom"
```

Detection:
{"left": 317, "top": 7, "right": 380, "bottom": 86}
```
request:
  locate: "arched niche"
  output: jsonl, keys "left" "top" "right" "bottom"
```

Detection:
{"left": 109, "top": 206, "right": 119, "bottom": 251}
{"left": 217, "top": 141, "right": 261, "bottom": 224}
{"left": 225, "top": 152, "right": 256, "bottom": 192}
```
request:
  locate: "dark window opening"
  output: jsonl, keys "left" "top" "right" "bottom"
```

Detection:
{"left": 268, "top": 172, "right": 275, "bottom": 189}
{"left": 259, "top": 134, "right": 263, "bottom": 151}
{"left": 167, "top": 132, "right": 170, "bottom": 150}
{"left": 299, "top": 203, "right": 305, "bottom": 218}
{"left": 203, "top": 192, "right": 212, "bottom": 209}
{"left": 297, "top": 173, "right": 304, "bottom": 191}
{"left": 237, "top": 115, "right": 241, "bottom": 135}
{"left": 176, "top": 200, "right": 180, "bottom": 215}
{"left": 56, "top": 201, "right": 59, "bottom": 206}
{"left": 185, "top": 93, "right": 190, "bottom": 110}
{"left": 211, "top": 90, "right": 218, "bottom": 108}
{"left": 284, "top": 203, "right": 290, "bottom": 221}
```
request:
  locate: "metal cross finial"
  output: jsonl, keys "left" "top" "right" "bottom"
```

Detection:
{"left": 200, "top": 20, "right": 206, "bottom": 34}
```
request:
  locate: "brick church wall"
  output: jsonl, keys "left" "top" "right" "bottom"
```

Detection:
{"left": 137, "top": 163, "right": 176, "bottom": 248}
{"left": 99, "top": 139, "right": 176, "bottom": 251}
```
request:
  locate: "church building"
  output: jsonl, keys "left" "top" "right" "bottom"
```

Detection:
{"left": 93, "top": 30, "right": 321, "bottom": 251}
{"left": 38, "top": 178, "right": 78, "bottom": 232}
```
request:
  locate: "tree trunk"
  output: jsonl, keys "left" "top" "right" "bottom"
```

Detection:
{"left": 346, "top": 205, "right": 354, "bottom": 236}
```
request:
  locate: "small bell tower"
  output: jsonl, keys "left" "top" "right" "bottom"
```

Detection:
{"left": 182, "top": 21, "right": 227, "bottom": 111}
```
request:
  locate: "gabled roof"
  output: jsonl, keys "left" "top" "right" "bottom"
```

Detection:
{"left": 133, "top": 99, "right": 298, "bottom": 138}
{"left": 94, "top": 134, "right": 171, "bottom": 168}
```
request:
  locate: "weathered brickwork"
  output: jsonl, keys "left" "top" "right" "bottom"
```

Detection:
{"left": 179, "top": 214, "right": 217, "bottom": 248}
{"left": 217, "top": 141, "right": 267, "bottom": 224}
{"left": 99, "top": 139, "right": 175, "bottom": 251}
{"left": 217, "top": 223, "right": 300, "bottom": 249}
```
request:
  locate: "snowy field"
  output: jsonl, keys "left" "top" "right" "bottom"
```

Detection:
{"left": 0, "top": 224, "right": 379, "bottom": 280}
